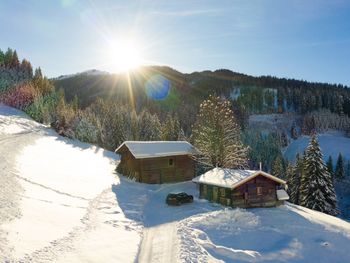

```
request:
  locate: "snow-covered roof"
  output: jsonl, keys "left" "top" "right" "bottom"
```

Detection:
{"left": 276, "top": 189, "right": 289, "bottom": 201}
{"left": 115, "top": 141, "right": 199, "bottom": 159}
{"left": 192, "top": 168, "right": 286, "bottom": 189}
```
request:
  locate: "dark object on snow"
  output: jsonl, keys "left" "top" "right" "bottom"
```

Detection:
{"left": 166, "top": 192, "right": 193, "bottom": 206}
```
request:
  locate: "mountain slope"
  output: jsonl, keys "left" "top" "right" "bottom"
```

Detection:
{"left": 53, "top": 66, "right": 350, "bottom": 115}
{"left": 1, "top": 104, "right": 350, "bottom": 262}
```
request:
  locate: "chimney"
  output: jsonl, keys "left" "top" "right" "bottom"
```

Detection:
{"left": 259, "top": 162, "right": 262, "bottom": 171}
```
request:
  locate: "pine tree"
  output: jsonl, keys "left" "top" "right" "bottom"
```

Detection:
{"left": 272, "top": 155, "right": 284, "bottom": 179}
{"left": 192, "top": 95, "right": 248, "bottom": 168}
{"left": 161, "top": 113, "right": 180, "bottom": 141}
{"left": 34, "top": 67, "right": 43, "bottom": 79}
{"left": 287, "top": 154, "right": 303, "bottom": 204}
{"left": 138, "top": 110, "right": 162, "bottom": 141}
{"left": 326, "top": 155, "right": 334, "bottom": 176}
{"left": 0, "top": 49, "right": 4, "bottom": 65}
{"left": 4, "top": 48, "right": 13, "bottom": 67}
{"left": 11, "top": 50, "right": 20, "bottom": 68}
{"left": 286, "top": 162, "right": 297, "bottom": 203}
{"left": 345, "top": 160, "right": 350, "bottom": 178}
{"left": 20, "top": 59, "right": 33, "bottom": 78}
{"left": 299, "top": 134, "right": 338, "bottom": 215}
{"left": 335, "top": 153, "right": 344, "bottom": 180}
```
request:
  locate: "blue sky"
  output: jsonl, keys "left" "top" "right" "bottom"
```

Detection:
{"left": 1, "top": 0, "right": 350, "bottom": 85}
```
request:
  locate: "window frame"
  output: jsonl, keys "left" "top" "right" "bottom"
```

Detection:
{"left": 256, "top": 186, "right": 263, "bottom": 196}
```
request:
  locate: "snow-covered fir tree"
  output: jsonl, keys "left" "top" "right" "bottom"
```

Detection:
{"left": 192, "top": 95, "right": 248, "bottom": 168}
{"left": 299, "top": 134, "right": 338, "bottom": 215}
{"left": 326, "top": 155, "right": 334, "bottom": 176}
{"left": 335, "top": 153, "right": 344, "bottom": 179}
{"left": 272, "top": 155, "right": 284, "bottom": 179}
{"left": 286, "top": 162, "right": 297, "bottom": 203}
{"left": 346, "top": 160, "right": 350, "bottom": 178}
{"left": 287, "top": 154, "right": 303, "bottom": 205}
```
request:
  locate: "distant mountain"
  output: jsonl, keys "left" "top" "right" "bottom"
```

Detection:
{"left": 54, "top": 69, "right": 110, "bottom": 80}
{"left": 53, "top": 66, "right": 350, "bottom": 121}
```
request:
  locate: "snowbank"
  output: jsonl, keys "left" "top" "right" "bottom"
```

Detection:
{"left": 178, "top": 205, "right": 350, "bottom": 262}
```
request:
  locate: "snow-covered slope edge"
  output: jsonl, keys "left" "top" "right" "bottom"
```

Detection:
{"left": 178, "top": 203, "right": 350, "bottom": 263}
{"left": 0, "top": 104, "right": 142, "bottom": 262}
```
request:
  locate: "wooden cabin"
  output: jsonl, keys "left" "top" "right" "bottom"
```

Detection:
{"left": 115, "top": 141, "right": 199, "bottom": 184}
{"left": 192, "top": 168, "right": 289, "bottom": 208}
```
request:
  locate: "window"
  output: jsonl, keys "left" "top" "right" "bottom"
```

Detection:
{"left": 169, "top": 158, "right": 174, "bottom": 166}
{"left": 257, "top": 187, "right": 263, "bottom": 196}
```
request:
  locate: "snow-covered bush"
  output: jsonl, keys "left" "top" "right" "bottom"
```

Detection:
{"left": 74, "top": 114, "right": 99, "bottom": 144}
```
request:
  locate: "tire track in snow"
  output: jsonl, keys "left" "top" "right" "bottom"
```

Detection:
{"left": 13, "top": 174, "right": 90, "bottom": 201}
{"left": 138, "top": 222, "right": 180, "bottom": 263}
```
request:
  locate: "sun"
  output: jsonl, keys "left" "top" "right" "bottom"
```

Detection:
{"left": 109, "top": 40, "right": 142, "bottom": 72}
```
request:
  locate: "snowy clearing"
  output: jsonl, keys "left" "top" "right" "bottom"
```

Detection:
{"left": 284, "top": 131, "right": 350, "bottom": 162}
{"left": 1, "top": 104, "right": 350, "bottom": 262}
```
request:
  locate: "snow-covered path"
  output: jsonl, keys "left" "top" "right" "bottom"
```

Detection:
{"left": 138, "top": 223, "right": 179, "bottom": 263}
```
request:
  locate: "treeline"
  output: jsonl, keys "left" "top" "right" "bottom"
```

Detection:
{"left": 0, "top": 48, "right": 34, "bottom": 92}
{"left": 53, "top": 67, "right": 350, "bottom": 138}
{"left": 301, "top": 109, "right": 350, "bottom": 135}
{"left": 0, "top": 48, "right": 54, "bottom": 111}
{"left": 47, "top": 97, "right": 184, "bottom": 151}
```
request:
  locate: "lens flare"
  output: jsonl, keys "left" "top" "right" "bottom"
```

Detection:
{"left": 145, "top": 74, "right": 171, "bottom": 100}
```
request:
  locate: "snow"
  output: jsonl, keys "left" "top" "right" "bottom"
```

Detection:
{"left": 277, "top": 189, "right": 290, "bottom": 201}
{"left": 192, "top": 168, "right": 286, "bottom": 189}
{"left": 179, "top": 205, "right": 350, "bottom": 262}
{"left": 284, "top": 132, "right": 350, "bottom": 163}
{"left": 115, "top": 140, "right": 198, "bottom": 159}
{"left": 1, "top": 105, "right": 350, "bottom": 262}
{"left": 192, "top": 168, "right": 255, "bottom": 188}
{"left": 0, "top": 105, "right": 141, "bottom": 262}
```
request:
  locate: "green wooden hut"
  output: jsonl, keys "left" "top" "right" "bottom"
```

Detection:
{"left": 115, "top": 141, "right": 199, "bottom": 184}
{"left": 192, "top": 168, "right": 289, "bottom": 208}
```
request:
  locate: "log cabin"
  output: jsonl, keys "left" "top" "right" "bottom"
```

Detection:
{"left": 115, "top": 141, "right": 199, "bottom": 184}
{"left": 192, "top": 168, "right": 289, "bottom": 208}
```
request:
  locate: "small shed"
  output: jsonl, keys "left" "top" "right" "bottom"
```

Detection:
{"left": 192, "top": 168, "right": 289, "bottom": 208}
{"left": 115, "top": 141, "right": 199, "bottom": 184}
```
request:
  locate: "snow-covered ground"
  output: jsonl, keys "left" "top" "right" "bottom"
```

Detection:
{"left": 284, "top": 131, "right": 350, "bottom": 163}
{"left": 1, "top": 104, "right": 350, "bottom": 262}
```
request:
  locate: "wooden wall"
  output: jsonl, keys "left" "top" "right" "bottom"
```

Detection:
{"left": 139, "top": 155, "right": 195, "bottom": 184}
{"left": 116, "top": 146, "right": 141, "bottom": 181}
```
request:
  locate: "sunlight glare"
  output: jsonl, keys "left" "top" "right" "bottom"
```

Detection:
{"left": 109, "top": 40, "right": 142, "bottom": 72}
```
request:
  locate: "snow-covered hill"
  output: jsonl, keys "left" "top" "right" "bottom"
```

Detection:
{"left": 1, "top": 104, "right": 350, "bottom": 262}
{"left": 284, "top": 131, "right": 350, "bottom": 162}
{"left": 53, "top": 69, "right": 109, "bottom": 80}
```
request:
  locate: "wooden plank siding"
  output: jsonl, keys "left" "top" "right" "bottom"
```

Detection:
{"left": 117, "top": 146, "right": 195, "bottom": 183}
{"left": 198, "top": 175, "right": 282, "bottom": 208}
